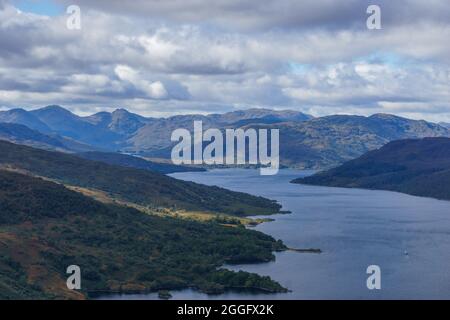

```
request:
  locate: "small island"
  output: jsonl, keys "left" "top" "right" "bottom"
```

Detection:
{"left": 288, "top": 247, "right": 322, "bottom": 254}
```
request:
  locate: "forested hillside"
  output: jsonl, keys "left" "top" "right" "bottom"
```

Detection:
{"left": 0, "top": 170, "right": 286, "bottom": 299}
{"left": 0, "top": 140, "right": 281, "bottom": 216}
{"left": 293, "top": 137, "right": 450, "bottom": 201}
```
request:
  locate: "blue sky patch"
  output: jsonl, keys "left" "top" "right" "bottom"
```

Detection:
{"left": 13, "top": 0, "right": 64, "bottom": 16}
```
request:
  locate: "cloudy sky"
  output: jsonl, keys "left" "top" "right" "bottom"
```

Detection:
{"left": 0, "top": 0, "right": 449, "bottom": 121}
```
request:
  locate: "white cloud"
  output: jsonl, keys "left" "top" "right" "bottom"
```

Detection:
{"left": 114, "top": 65, "right": 168, "bottom": 99}
{"left": 0, "top": 0, "right": 449, "bottom": 121}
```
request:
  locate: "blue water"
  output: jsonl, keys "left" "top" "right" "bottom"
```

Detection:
{"left": 102, "top": 169, "right": 450, "bottom": 300}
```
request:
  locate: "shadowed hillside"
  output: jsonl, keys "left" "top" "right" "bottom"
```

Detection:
{"left": 0, "top": 122, "right": 96, "bottom": 153}
{"left": 293, "top": 137, "right": 450, "bottom": 201}
{"left": 77, "top": 151, "right": 205, "bottom": 174}
{"left": 0, "top": 140, "right": 281, "bottom": 216}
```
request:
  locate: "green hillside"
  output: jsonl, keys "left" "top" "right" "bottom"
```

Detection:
{"left": 0, "top": 140, "right": 280, "bottom": 216}
{"left": 293, "top": 137, "right": 450, "bottom": 201}
{"left": 77, "top": 151, "right": 205, "bottom": 174}
{"left": 0, "top": 170, "right": 286, "bottom": 299}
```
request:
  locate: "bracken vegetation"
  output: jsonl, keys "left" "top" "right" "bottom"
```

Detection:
{"left": 0, "top": 170, "right": 287, "bottom": 299}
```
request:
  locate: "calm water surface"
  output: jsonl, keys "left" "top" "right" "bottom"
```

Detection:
{"left": 102, "top": 169, "right": 450, "bottom": 300}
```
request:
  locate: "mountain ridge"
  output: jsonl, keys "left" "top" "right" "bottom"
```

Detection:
{"left": 1, "top": 105, "right": 448, "bottom": 169}
{"left": 0, "top": 122, "right": 97, "bottom": 153}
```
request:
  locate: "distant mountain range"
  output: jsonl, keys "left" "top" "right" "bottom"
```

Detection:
{"left": 0, "top": 122, "right": 97, "bottom": 153}
{"left": 266, "top": 113, "right": 450, "bottom": 168}
{"left": 1, "top": 105, "right": 449, "bottom": 169}
{"left": 0, "top": 122, "right": 202, "bottom": 174}
{"left": 293, "top": 137, "right": 450, "bottom": 201}
{"left": 0, "top": 105, "right": 310, "bottom": 149}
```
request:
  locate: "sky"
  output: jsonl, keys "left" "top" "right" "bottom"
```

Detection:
{"left": 0, "top": 0, "right": 449, "bottom": 121}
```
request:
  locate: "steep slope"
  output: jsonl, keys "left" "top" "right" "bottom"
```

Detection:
{"left": 0, "top": 122, "right": 66, "bottom": 150}
{"left": 0, "top": 170, "right": 286, "bottom": 299}
{"left": 0, "top": 140, "right": 281, "bottom": 215}
{"left": 0, "top": 122, "right": 97, "bottom": 153}
{"left": 293, "top": 137, "right": 450, "bottom": 201}
{"left": 83, "top": 108, "right": 153, "bottom": 136}
{"left": 77, "top": 151, "right": 205, "bottom": 174}
{"left": 30, "top": 105, "right": 121, "bottom": 149}
{"left": 124, "top": 114, "right": 215, "bottom": 154}
{"left": 125, "top": 108, "right": 312, "bottom": 154}
{"left": 256, "top": 114, "right": 450, "bottom": 169}
{"left": 0, "top": 108, "right": 51, "bottom": 133}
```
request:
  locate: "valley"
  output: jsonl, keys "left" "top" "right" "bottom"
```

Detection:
{"left": 1, "top": 107, "right": 449, "bottom": 300}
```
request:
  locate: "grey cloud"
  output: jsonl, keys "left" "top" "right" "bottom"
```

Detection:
{"left": 60, "top": 0, "right": 450, "bottom": 32}
{"left": 0, "top": 0, "right": 449, "bottom": 121}
{"left": 282, "top": 61, "right": 450, "bottom": 119}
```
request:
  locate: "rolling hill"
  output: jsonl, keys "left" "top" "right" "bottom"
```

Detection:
{"left": 0, "top": 122, "right": 97, "bottom": 153}
{"left": 77, "top": 151, "right": 205, "bottom": 174}
{"left": 293, "top": 137, "right": 450, "bottom": 201}
{"left": 0, "top": 140, "right": 281, "bottom": 216}
{"left": 0, "top": 108, "right": 52, "bottom": 133}
{"left": 0, "top": 123, "right": 201, "bottom": 174}
{"left": 0, "top": 169, "right": 286, "bottom": 299}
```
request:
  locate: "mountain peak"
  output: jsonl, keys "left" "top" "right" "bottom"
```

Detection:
{"left": 40, "top": 105, "right": 70, "bottom": 112}
{"left": 109, "top": 108, "right": 148, "bottom": 135}
{"left": 1, "top": 107, "right": 28, "bottom": 114}
{"left": 31, "top": 105, "right": 77, "bottom": 118}
{"left": 112, "top": 108, "right": 130, "bottom": 114}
